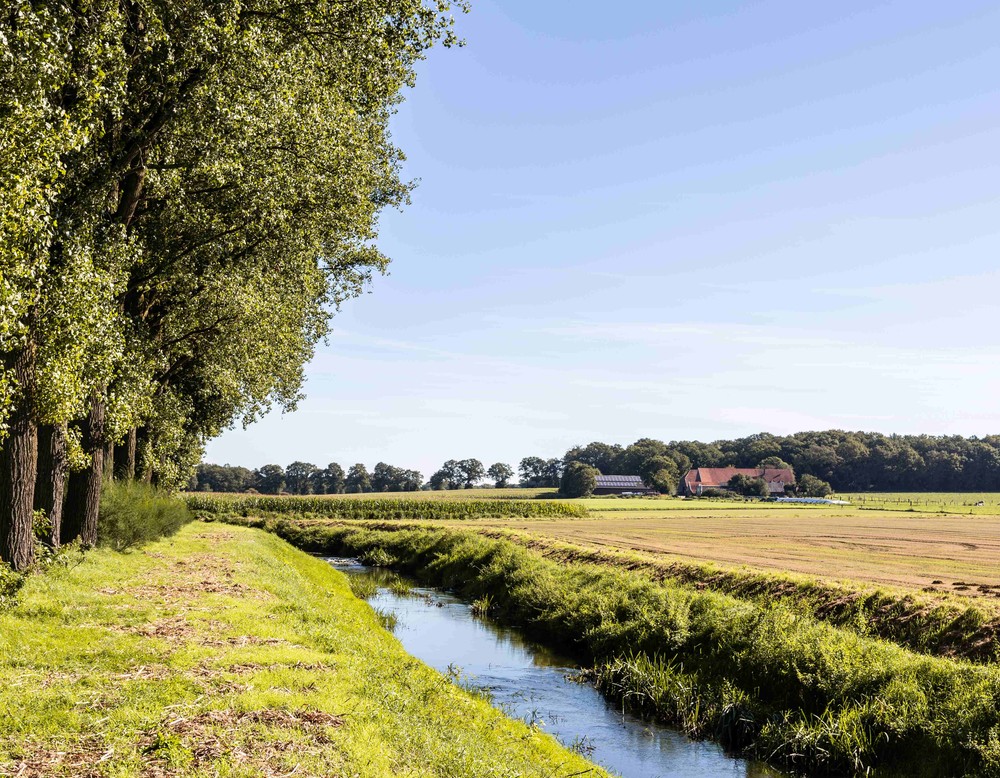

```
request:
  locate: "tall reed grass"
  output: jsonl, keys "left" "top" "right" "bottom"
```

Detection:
{"left": 99, "top": 481, "right": 193, "bottom": 551}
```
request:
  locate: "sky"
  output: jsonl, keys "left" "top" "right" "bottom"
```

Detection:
{"left": 205, "top": 0, "right": 1000, "bottom": 476}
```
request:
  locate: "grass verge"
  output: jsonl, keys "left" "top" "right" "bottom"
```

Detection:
{"left": 237, "top": 516, "right": 1000, "bottom": 777}
{"left": 0, "top": 522, "right": 609, "bottom": 777}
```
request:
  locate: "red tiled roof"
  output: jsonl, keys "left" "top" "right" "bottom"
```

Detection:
{"left": 683, "top": 467, "right": 795, "bottom": 490}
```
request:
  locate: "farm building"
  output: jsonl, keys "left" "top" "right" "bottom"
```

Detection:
{"left": 593, "top": 475, "right": 657, "bottom": 496}
{"left": 681, "top": 467, "right": 795, "bottom": 497}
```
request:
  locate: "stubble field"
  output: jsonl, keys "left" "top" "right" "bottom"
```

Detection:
{"left": 480, "top": 507, "right": 1000, "bottom": 599}
{"left": 468, "top": 496, "right": 1000, "bottom": 604}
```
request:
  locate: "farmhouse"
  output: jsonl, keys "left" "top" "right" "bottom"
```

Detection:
{"left": 681, "top": 467, "right": 795, "bottom": 497}
{"left": 593, "top": 475, "right": 657, "bottom": 496}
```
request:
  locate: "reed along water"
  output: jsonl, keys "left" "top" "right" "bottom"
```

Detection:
{"left": 328, "top": 559, "right": 782, "bottom": 778}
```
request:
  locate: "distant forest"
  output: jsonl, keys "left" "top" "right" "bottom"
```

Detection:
{"left": 196, "top": 430, "right": 1000, "bottom": 494}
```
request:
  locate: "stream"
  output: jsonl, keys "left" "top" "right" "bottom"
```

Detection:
{"left": 327, "top": 559, "right": 783, "bottom": 778}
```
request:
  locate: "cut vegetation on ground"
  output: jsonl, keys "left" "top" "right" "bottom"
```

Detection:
{"left": 0, "top": 522, "right": 608, "bottom": 778}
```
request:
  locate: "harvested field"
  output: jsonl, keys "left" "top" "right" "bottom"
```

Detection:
{"left": 473, "top": 510, "right": 1000, "bottom": 599}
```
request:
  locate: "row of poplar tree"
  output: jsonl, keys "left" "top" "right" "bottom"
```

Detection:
{"left": 0, "top": 1, "right": 463, "bottom": 571}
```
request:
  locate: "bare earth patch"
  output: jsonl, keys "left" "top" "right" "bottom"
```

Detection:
{"left": 1, "top": 735, "right": 110, "bottom": 778}
{"left": 2, "top": 710, "right": 343, "bottom": 778}
{"left": 141, "top": 708, "right": 344, "bottom": 776}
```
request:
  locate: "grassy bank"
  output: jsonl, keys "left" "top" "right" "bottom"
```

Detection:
{"left": 479, "top": 529, "right": 1000, "bottom": 663}
{"left": 187, "top": 493, "right": 587, "bottom": 520}
{"left": 0, "top": 522, "right": 609, "bottom": 777}
{"left": 238, "top": 516, "right": 1000, "bottom": 777}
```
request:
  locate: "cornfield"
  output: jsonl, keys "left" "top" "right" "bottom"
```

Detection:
{"left": 186, "top": 494, "right": 588, "bottom": 520}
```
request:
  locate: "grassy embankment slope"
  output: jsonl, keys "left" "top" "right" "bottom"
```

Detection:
{"left": 0, "top": 522, "right": 608, "bottom": 778}
{"left": 228, "top": 516, "right": 1000, "bottom": 777}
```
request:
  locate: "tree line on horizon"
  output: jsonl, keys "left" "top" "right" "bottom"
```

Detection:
{"left": 194, "top": 462, "right": 423, "bottom": 495}
{"left": 198, "top": 429, "right": 1000, "bottom": 496}
{"left": 0, "top": 2, "right": 462, "bottom": 571}
{"left": 562, "top": 430, "right": 1000, "bottom": 494}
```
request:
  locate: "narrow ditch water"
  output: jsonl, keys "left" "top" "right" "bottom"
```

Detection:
{"left": 327, "top": 559, "right": 783, "bottom": 778}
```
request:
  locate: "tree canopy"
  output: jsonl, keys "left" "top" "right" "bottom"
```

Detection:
{"left": 487, "top": 462, "right": 514, "bottom": 488}
{"left": 0, "top": 0, "right": 465, "bottom": 569}
{"left": 558, "top": 431, "right": 1000, "bottom": 494}
{"left": 559, "top": 461, "right": 599, "bottom": 498}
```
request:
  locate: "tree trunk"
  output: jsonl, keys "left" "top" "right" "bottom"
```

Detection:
{"left": 0, "top": 344, "right": 38, "bottom": 571}
{"left": 62, "top": 398, "right": 105, "bottom": 547}
{"left": 114, "top": 428, "right": 136, "bottom": 481}
{"left": 34, "top": 423, "right": 68, "bottom": 548}
{"left": 103, "top": 439, "right": 115, "bottom": 481}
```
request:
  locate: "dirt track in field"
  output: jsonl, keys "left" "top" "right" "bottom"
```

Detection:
{"left": 484, "top": 511, "right": 1000, "bottom": 597}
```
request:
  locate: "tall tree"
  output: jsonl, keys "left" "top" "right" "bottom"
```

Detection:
{"left": 0, "top": 2, "right": 126, "bottom": 565}
{"left": 518, "top": 456, "right": 562, "bottom": 488}
{"left": 563, "top": 442, "right": 623, "bottom": 474}
{"left": 255, "top": 465, "right": 285, "bottom": 495}
{"left": 1, "top": 0, "right": 466, "bottom": 566}
{"left": 318, "top": 463, "right": 345, "bottom": 495}
{"left": 285, "top": 462, "right": 319, "bottom": 495}
{"left": 458, "top": 458, "right": 485, "bottom": 489}
{"left": 486, "top": 462, "right": 514, "bottom": 488}
{"left": 345, "top": 463, "right": 372, "bottom": 494}
{"left": 430, "top": 459, "right": 463, "bottom": 490}
{"left": 371, "top": 462, "right": 397, "bottom": 492}
{"left": 560, "top": 462, "right": 599, "bottom": 498}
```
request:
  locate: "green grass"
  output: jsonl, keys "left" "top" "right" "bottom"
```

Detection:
{"left": 242, "top": 516, "right": 1000, "bottom": 777}
{"left": 0, "top": 523, "right": 609, "bottom": 777}
{"left": 578, "top": 492, "right": 1000, "bottom": 516}
{"left": 842, "top": 493, "right": 1000, "bottom": 515}
{"left": 187, "top": 493, "right": 587, "bottom": 520}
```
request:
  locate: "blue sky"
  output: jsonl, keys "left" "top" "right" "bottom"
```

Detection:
{"left": 206, "top": 0, "right": 1000, "bottom": 476}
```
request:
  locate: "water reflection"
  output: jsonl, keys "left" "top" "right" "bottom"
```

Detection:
{"left": 326, "top": 559, "right": 782, "bottom": 778}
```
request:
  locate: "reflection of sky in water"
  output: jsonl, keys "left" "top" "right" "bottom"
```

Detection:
{"left": 328, "top": 560, "right": 782, "bottom": 778}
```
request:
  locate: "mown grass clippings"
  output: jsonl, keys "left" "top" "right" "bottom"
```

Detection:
{"left": 235, "top": 516, "right": 1000, "bottom": 776}
{"left": 0, "top": 523, "right": 611, "bottom": 778}
{"left": 4, "top": 733, "right": 111, "bottom": 778}
{"left": 140, "top": 707, "right": 345, "bottom": 776}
